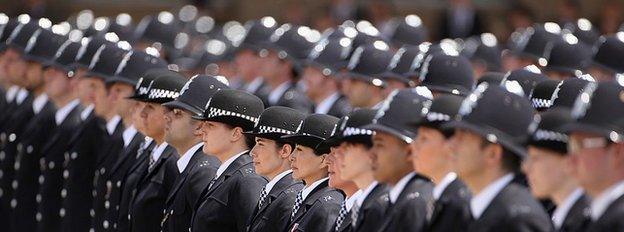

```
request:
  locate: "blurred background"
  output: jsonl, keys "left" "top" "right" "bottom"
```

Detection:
{"left": 1, "top": 0, "right": 623, "bottom": 42}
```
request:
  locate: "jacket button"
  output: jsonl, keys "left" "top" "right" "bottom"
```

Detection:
{"left": 14, "top": 161, "right": 20, "bottom": 171}
{"left": 117, "top": 181, "right": 121, "bottom": 187}
{"left": 63, "top": 170, "right": 69, "bottom": 179}
{"left": 10, "top": 199, "right": 17, "bottom": 208}
{"left": 90, "top": 209, "right": 95, "bottom": 217}
{"left": 36, "top": 213, "right": 42, "bottom": 221}
{"left": 12, "top": 180, "right": 18, "bottom": 189}
{"left": 103, "top": 220, "right": 109, "bottom": 229}
{"left": 27, "top": 145, "right": 33, "bottom": 154}
{"left": 0, "top": 151, "right": 5, "bottom": 160}
{"left": 8, "top": 133, "right": 16, "bottom": 142}
{"left": 61, "top": 189, "right": 67, "bottom": 198}
{"left": 36, "top": 194, "right": 41, "bottom": 203}
{"left": 39, "top": 175, "right": 45, "bottom": 184}
{"left": 59, "top": 208, "right": 65, "bottom": 217}
{"left": 71, "top": 152, "right": 78, "bottom": 159}
{"left": 128, "top": 214, "right": 131, "bottom": 220}
{"left": 48, "top": 161, "right": 55, "bottom": 169}
{"left": 105, "top": 201, "right": 110, "bottom": 209}
{"left": 100, "top": 168, "right": 106, "bottom": 174}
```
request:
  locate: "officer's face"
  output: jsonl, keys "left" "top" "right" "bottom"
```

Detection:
{"left": 75, "top": 69, "right": 92, "bottom": 104}
{"left": 107, "top": 83, "right": 134, "bottom": 118}
{"left": 0, "top": 51, "right": 9, "bottom": 82}
{"left": 199, "top": 121, "right": 241, "bottom": 158}
{"left": 371, "top": 131, "right": 413, "bottom": 184}
{"left": 250, "top": 137, "right": 290, "bottom": 178}
{"left": 235, "top": 49, "right": 261, "bottom": 82}
{"left": 568, "top": 132, "right": 621, "bottom": 196}
{"left": 522, "top": 146, "right": 570, "bottom": 198}
{"left": 4, "top": 49, "right": 27, "bottom": 85}
{"left": 90, "top": 77, "right": 111, "bottom": 117}
{"left": 140, "top": 102, "right": 167, "bottom": 140}
{"left": 339, "top": 142, "right": 374, "bottom": 184}
{"left": 449, "top": 129, "right": 489, "bottom": 183}
{"left": 382, "top": 79, "right": 407, "bottom": 97}
{"left": 43, "top": 67, "right": 70, "bottom": 100}
{"left": 302, "top": 66, "right": 325, "bottom": 99}
{"left": 410, "top": 127, "right": 453, "bottom": 179}
{"left": 344, "top": 79, "right": 381, "bottom": 107}
{"left": 24, "top": 61, "right": 44, "bottom": 91}
{"left": 164, "top": 108, "right": 200, "bottom": 148}
{"left": 132, "top": 101, "right": 147, "bottom": 133}
{"left": 545, "top": 70, "right": 572, "bottom": 81}
{"left": 587, "top": 66, "right": 614, "bottom": 82}
{"left": 326, "top": 146, "right": 352, "bottom": 189}
{"left": 289, "top": 144, "right": 327, "bottom": 183}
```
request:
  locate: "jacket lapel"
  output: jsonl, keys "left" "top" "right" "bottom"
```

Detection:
{"left": 290, "top": 178, "right": 329, "bottom": 224}
{"left": 109, "top": 133, "right": 144, "bottom": 175}
{"left": 165, "top": 148, "right": 205, "bottom": 204}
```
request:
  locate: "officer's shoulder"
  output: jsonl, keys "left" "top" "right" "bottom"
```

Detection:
{"left": 498, "top": 183, "right": 550, "bottom": 221}
{"left": 195, "top": 154, "right": 220, "bottom": 170}
{"left": 316, "top": 188, "right": 344, "bottom": 204}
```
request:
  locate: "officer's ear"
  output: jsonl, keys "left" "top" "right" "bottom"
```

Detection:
{"left": 610, "top": 142, "right": 624, "bottom": 168}
{"left": 482, "top": 142, "right": 504, "bottom": 168}
{"left": 230, "top": 126, "right": 244, "bottom": 142}
{"left": 278, "top": 143, "right": 294, "bottom": 159}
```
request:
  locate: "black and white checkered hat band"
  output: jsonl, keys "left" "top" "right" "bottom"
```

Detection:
{"left": 257, "top": 125, "right": 295, "bottom": 135}
{"left": 139, "top": 86, "right": 149, "bottom": 96}
{"left": 207, "top": 107, "right": 259, "bottom": 123}
{"left": 532, "top": 98, "right": 552, "bottom": 109}
{"left": 341, "top": 127, "right": 374, "bottom": 137}
{"left": 533, "top": 129, "right": 568, "bottom": 143}
{"left": 426, "top": 112, "right": 451, "bottom": 122}
{"left": 148, "top": 88, "right": 180, "bottom": 99}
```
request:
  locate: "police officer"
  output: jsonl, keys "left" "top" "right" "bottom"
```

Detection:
{"left": 58, "top": 43, "right": 129, "bottom": 232}
{"left": 445, "top": 83, "right": 553, "bottom": 231}
{"left": 159, "top": 75, "right": 227, "bottom": 232}
{"left": 523, "top": 108, "right": 591, "bottom": 232}
{"left": 260, "top": 24, "right": 316, "bottom": 113}
{"left": 563, "top": 81, "right": 624, "bottom": 231}
{"left": 91, "top": 48, "right": 168, "bottom": 232}
{"left": 328, "top": 109, "right": 390, "bottom": 232}
{"left": 364, "top": 88, "right": 434, "bottom": 232}
{"left": 342, "top": 42, "right": 393, "bottom": 108}
{"left": 130, "top": 70, "right": 184, "bottom": 232}
{"left": 417, "top": 52, "right": 475, "bottom": 96}
{"left": 237, "top": 17, "right": 277, "bottom": 102}
{"left": 409, "top": 94, "right": 472, "bottom": 232}
{"left": 301, "top": 37, "right": 353, "bottom": 118}
{"left": 11, "top": 36, "right": 83, "bottom": 232}
{"left": 191, "top": 89, "right": 268, "bottom": 232}
{"left": 281, "top": 113, "right": 344, "bottom": 232}
{"left": 5, "top": 23, "right": 67, "bottom": 232}
{"left": 244, "top": 106, "right": 306, "bottom": 232}
{"left": 115, "top": 69, "right": 161, "bottom": 232}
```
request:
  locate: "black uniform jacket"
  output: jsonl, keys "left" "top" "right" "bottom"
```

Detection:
{"left": 129, "top": 144, "right": 179, "bottom": 232}
{"left": 377, "top": 174, "right": 434, "bottom": 232}
{"left": 247, "top": 171, "right": 304, "bottom": 232}
{"left": 352, "top": 183, "right": 390, "bottom": 232}
{"left": 466, "top": 182, "right": 554, "bottom": 232}
{"left": 286, "top": 178, "right": 345, "bottom": 232}
{"left": 427, "top": 178, "right": 472, "bottom": 232}
{"left": 585, "top": 194, "right": 624, "bottom": 232}
{"left": 191, "top": 152, "right": 268, "bottom": 232}
{"left": 161, "top": 146, "right": 220, "bottom": 232}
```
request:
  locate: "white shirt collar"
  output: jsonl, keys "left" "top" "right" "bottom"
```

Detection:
{"left": 80, "top": 104, "right": 94, "bottom": 120}
{"left": 590, "top": 180, "right": 624, "bottom": 220}
{"left": 371, "top": 100, "right": 384, "bottom": 110}
{"left": 245, "top": 77, "right": 264, "bottom": 93}
{"left": 55, "top": 99, "right": 81, "bottom": 126}
{"left": 268, "top": 81, "right": 291, "bottom": 105}
{"left": 5, "top": 85, "right": 19, "bottom": 102}
{"left": 214, "top": 150, "right": 248, "bottom": 179}
{"left": 302, "top": 177, "right": 329, "bottom": 201}
{"left": 264, "top": 169, "right": 293, "bottom": 194}
{"left": 552, "top": 188, "right": 584, "bottom": 228}
{"left": 121, "top": 125, "right": 138, "bottom": 148}
{"left": 176, "top": 142, "right": 204, "bottom": 173}
{"left": 356, "top": 181, "right": 379, "bottom": 206}
{"left": 15, "top": 88, "right": 29, "bottom": 105}
{"left": 106, "top": 115, "right": 122, "bottom": 135}
{"left": 346, "top": 190, "right": 363, "bottom": 211}
{"left": 389, "top": 172, "right": 417, "bottom": 203}
{"left": 314, "top": 92, "right": 341, "bottom": 114}
{"left": 433, "top": 172, "right": 458, "bottom": 200}
{"left": 470, "top": 173, "right": 514, "bottom": 219}
{"left": 32, "top": 94, "right": 48, "bottom": 114}
{"left": 151, "top": 142, "right": 169, "bottom": 162}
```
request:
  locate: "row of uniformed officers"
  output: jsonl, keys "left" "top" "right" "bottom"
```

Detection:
{"left": 1, "top": 8, "right": 624, "bottom": 232}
